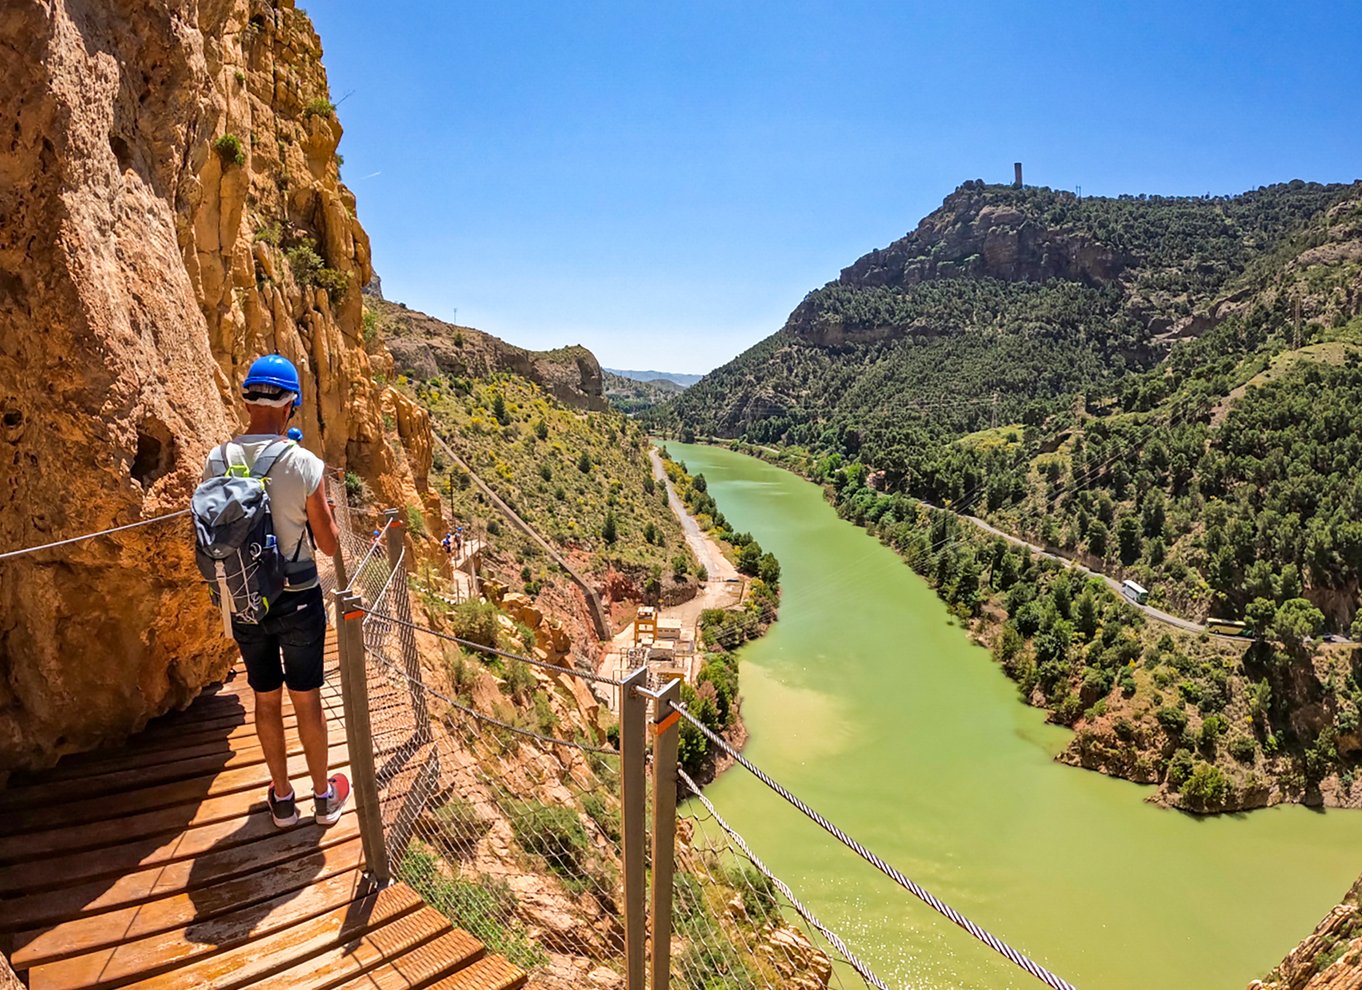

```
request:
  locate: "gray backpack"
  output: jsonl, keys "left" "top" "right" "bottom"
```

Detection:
{"left": 192, "top": 440, "right": 298, "bottom": 636}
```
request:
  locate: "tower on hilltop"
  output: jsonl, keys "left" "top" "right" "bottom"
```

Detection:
{"left": 1013, "top": 162, "right": 1023, "bottom": 188}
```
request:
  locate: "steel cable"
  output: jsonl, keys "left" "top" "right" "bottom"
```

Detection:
{"left": 358, "top": 606, "right": 627, "bottom": 688}
{"left": 678, "top": 768, "right": 892, "bottom": 990}
{"left": 665, "top": 699, "right": 1080, "bottom": 990}
{"left": 0, "top": 509, "right": 191, "bottom": 561}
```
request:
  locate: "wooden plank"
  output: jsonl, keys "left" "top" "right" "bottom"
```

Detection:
{"left": 427, "top": 955, "right": 527, "bottom": 990}
{"left": 0, "top": 751, "right": 352, "bottom": 867}
{"left": 25, "top": 864, "right": 370, "bottom": 990}
{"left": 2, "top": 742, "right": 348, "bottom": 834}
{"left": 246, "top": 904, "right": 463, "bottom": 990}
{"left": 6, "top": 703, "right": 345, "bottom": 786}
{"left": 0, "top": 810, "right": 358, "bottom": 932}
{"left": 120, "top": 880, "right": 426, "bottom": 990}
{"left": 0, "top": 724, "right": 349, "bottom": 810}
{"left": 329, "top": 927, "right": 486, "bottom": 990}
{"left": 12, "top": 836, "right": 365, "bottom": 967}
{"left": 0, "top": 804, "right": 329, "bottom": 897}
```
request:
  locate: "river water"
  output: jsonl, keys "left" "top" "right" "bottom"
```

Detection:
{"left": 669, "top": 442, "right": 1362, "bottom": 990}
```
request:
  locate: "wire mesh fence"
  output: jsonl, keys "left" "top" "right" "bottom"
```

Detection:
{"left": 319, "top": 486, "right": 1065, "bottom": 990}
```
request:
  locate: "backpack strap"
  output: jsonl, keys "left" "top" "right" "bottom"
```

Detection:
{"left": 249, "top": 438, "right": 293, "bottom": 480}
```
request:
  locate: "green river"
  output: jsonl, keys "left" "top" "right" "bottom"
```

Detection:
{"left": 669, "top": 442, "right": 1362, "bottom": 990}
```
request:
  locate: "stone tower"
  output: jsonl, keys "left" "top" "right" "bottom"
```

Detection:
{"left": 1014, "top": 162, "right": 1023, "bottom": 188}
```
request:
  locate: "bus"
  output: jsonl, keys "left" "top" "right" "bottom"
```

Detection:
{"left": 1120, "top": 580, "right": 1149, "bottom": 605}
{"left": 1206, "top": 617, "right": 1255, "bottom": 639}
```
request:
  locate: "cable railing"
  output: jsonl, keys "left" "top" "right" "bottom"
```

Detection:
{"left": 0, "top": 468, "right": 1080, "bottom": 990}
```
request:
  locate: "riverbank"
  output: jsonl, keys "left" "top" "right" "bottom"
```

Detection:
{"left": 699, "top": 437, "right": 1362, "bottom": 814}
{"left": 669, "top": 441, "right": 1362, "bottom": 990}
{"left": 596, "top": 444, "right": 781, "bottom": 787}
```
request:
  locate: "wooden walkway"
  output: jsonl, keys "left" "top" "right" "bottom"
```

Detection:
{"left": 0, "top": 642, "right": 527, "bottom": 990}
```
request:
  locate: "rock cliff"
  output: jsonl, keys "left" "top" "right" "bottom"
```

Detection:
{"left": 372, "top": 296, "right": 608, "bottom": 412}
{"left": 0, "top": 0, "right": 430, "bottom": 771}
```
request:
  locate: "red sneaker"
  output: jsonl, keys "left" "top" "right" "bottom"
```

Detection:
{"left": 314, "top": 772, "right": 350, "bottom": 826}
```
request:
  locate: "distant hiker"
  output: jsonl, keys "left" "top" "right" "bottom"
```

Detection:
{"left": 455, "top": 525, "right": 464, "bottom": 554}
{"left": 441, "top": 531, "right": 453, "bottom": 555}
{"left": 194, "top": 354, "right": 349, "bottom": 829}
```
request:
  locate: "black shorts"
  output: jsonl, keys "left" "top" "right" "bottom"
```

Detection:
{"left": 231, "top": 586, "right": 328, "bottom": 692}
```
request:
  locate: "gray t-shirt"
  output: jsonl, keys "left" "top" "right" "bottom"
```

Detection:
{"left": 201, "top": 435, "right": 325, "bottom": 589}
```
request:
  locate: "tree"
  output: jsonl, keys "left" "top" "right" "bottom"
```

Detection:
{"left": 1087, "top": 520, "right": 1109, "bottom": 559}
{"left": 1074, "top": 589, "right": 1100, "bottom": 640}
{"left": 737, "top": 541, "right": 763, "bottom": 577}
{"left": 491, "top": 393, "right": 509, "bottom": 426}
{"left": 1245, "top": 597, "right": 1277, "bottom": 637}
{"left": 577, "top": 452, "right": 592, "bottom": 473}
{"left": 601, "top": 510, "right": 618, "bottom": 546}
{"left": 1117, "top": 516, "right": 1143, "bottom": 565}
{"left": 1271, "top": 597, "right": 1324, "bottom": 652}
{"left": 757, "top": 552, "right": 781, "bottom": 587}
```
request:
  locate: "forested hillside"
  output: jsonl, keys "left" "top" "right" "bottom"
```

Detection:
{"left": 366, "top": 298, "right": 699, "bottom": 625}
{"left": 668, "top": 180, "right": 1362, "bottom": 632}
{"left": 666, "top": 179, "right": 1353, "bottom": 444}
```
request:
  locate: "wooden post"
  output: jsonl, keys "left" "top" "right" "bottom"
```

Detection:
{"left": 649, "top": 679, "right": 681, "bottom": 990}
{"left": 334, "top": 589, "right": 389, "bottom": 885}
{"left": 620, "top": 667, "right": 649, "bottom": 990}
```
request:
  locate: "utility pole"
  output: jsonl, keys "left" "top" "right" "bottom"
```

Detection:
{"left": 991, "top": 390, "right": 999, "bottom": 429}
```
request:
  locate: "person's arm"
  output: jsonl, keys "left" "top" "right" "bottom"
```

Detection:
{"left": 306, "top": 482, "right": 340, "bottom": 558}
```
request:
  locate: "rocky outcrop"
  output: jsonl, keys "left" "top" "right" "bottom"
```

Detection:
{"left": 374, "top": 298, "right": 608, "bottom": 411}
{"left": 0, "top": 0, "right": 428, "bottom": 771}
{"left": 1252, "top": 877, "right": 1362, "bottom": 989}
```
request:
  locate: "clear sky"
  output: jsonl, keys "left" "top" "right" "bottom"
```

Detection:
{"left": 307, "top": 1, "right": 1362, "bottom": 375}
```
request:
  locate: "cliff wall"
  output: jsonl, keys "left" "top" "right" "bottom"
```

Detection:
{"left": 0, "top": 0, "right": 429, "bottom": 771}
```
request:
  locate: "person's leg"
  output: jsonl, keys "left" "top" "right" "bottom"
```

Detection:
{"left": 254, "top": 687, "right": 294, "bottom": 795}
{"left": 232, "top": 620, "right": 290, "bottom": 795}
{"left": 289, "top": 687, "right": 330, "bottom": 795}
{"left": 278, "top": 586, "right": 348, "bottom": 821}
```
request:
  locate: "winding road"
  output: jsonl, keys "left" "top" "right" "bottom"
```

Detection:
{"left": 946, "top": 508, "right": 1208, "bottom": 633}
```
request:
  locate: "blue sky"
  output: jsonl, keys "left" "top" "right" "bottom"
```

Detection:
{"left": 307, "top": 2, "right": 1362, "bottom": 375}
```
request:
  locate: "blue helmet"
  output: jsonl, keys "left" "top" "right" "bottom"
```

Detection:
{"left": 242, "top": 354, "right": 302, "bottom": 408}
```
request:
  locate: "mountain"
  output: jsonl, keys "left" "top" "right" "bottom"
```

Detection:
{"left": 603, "top": 370, "right": 685, "bottom": 416}
{"left": 667, "top": 180, "right": 1354, "bottom": 442}
{"left": 605, "top": 368, "right": 704, "bottom": 387}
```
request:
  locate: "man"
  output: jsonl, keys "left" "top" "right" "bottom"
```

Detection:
{"left": 203, "top": 354, "right": 349, "bottom": 828}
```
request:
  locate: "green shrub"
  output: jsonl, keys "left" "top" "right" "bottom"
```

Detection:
{"left": 1228, "top": 735, "right": 1257, "bottom": 763}
{"left": 1167, "top": 748, "right": 1195, "bottom": 788}
{"left": 213, "top": 133, "right": 246, "bottom": 166}
{"left": 405, "top": 504, "right": 427, "bottom": 536}
{"left": 1156, "top": 705, "right": 1188, "bottom": 735}
{"left": 452, "top": 601, "right": 501, "bottom": 650}
{"left": 429, "top": 798, "right": 488, "bottom": 856}
{"left": 285, "top": 242, "right": 324, "bottom": 284}
{"left": 581, "top": 793, "right": 620, "bottom": 843}
{"left": 397, "top": 849, "right": 546, "bottom": 968}
{"left": 303, "top": 97, "right": 335, "bottom": 118}
{"left": 1182, "top": 762, "right": 1230, "bottom": 808}
{"left": 503, "top": 800, "right": 590, "bottom": 880}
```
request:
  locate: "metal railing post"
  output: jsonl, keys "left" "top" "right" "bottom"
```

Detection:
{"left": 382, "top": 507, "right": 403, "bottom": 570}
{"left": 334, "top": 589, "right": 390, "bottom": 884}
{"left": 620, "top": 666, "right": 649, "bottom": 990}
{"left": 326, "top": 473, "right": 348, "bottom": 590}
{"left": 649, "top": 679, "right": 680, "bottom": 990}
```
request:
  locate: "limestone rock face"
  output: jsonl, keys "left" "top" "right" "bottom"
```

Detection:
{"left": 374, "top": 298, "right": 608, "bottom": 412}
{"left": 0, "top": 0, "right": 425, "bottom": 770}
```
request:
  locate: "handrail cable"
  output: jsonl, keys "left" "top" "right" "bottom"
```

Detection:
{"left": 677, "top": 767, "right": 892, "bottom": 990}
{"left": 366, "top": 645, "right": 617, "bottom": 757}
{"left": 0, "top": 509, "right": 191, "bottom": 562}
{"left": 343, "top": 515, "right": 397, "bottom": 592}
{"left": 666, "top": 701, "right": 1080, "bottom": 990}
{"left": 359, "top": 605, "right": 626, "bottom": 688}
